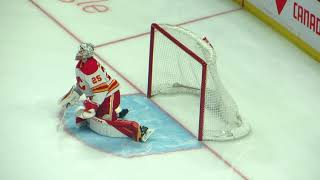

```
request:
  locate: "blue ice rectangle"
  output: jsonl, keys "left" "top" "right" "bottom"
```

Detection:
{"left": 63, "top": 94, "right": 202, "bottom": 157}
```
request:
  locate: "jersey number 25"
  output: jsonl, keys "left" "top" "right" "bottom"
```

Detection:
{"left": 92, "top": 75, "right": 102, "bottom": 84}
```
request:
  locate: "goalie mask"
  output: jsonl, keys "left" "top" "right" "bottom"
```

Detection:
{"left": 75, "top": 43, "right": 94, "bottom": 61}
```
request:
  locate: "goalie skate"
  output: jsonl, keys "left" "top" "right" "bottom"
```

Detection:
{"left": 140, "top": 126, "right": 154, "bottom": 142}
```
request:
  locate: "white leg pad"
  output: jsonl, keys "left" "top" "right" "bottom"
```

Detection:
{"left": 88, "top": 117, "right": 126, "bottom": 138}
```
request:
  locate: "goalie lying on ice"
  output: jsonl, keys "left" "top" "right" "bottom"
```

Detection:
{"left": 58, "top": 43, "right": 154, "bottom": 142}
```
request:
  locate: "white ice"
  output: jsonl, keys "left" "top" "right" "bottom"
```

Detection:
{"left": 1, "top": 0, "right": 320, "bottom": 180}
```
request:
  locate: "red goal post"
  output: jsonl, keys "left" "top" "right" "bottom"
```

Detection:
{"left": 147, "top": 23, "right": 250, "bottom": 141}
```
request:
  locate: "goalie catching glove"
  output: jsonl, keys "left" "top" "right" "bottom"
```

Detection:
{"left": 58, "top": 86, "right": 81, "bottom": 108}
{"left": 76, "top": 99, "right": 98, "bottom": 119}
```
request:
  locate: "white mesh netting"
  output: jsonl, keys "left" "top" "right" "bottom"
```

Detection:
{"left": 149, "top": 24, "right": 250, "bottom": 141}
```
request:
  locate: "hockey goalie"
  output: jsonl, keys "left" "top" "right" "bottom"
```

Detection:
{"left": 58, "top": 43, "right": 154, "bottom": 142}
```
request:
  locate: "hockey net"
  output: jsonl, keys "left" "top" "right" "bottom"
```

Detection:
{"left": 147, "top": 23, "right": 250, "bottom": 141}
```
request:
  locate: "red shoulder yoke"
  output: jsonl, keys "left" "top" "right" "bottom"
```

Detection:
{"left": 76, "top": 57, "right": 99, "bottom": 75}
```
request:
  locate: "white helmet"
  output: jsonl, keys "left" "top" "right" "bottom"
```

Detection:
{"left": 75, "top": 43, "right": 94, "bottom": 61}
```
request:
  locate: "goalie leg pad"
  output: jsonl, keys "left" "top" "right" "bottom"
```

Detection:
{"left": 89, "top": 117, "right": 141, "bottom": 141}
{"left": 106, "top": 119, "right": 141, "bottom": 141}
{"left": 88, "top": 117, "right": 126, "bottom": 138}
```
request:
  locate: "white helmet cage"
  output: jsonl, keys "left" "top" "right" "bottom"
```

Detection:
{"left": 76, "top": 43, "right": 95, "bottom": 60}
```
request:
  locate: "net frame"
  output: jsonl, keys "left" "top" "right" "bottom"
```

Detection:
{"left": 147, "top": 23, "right": 250, "bottom": 141}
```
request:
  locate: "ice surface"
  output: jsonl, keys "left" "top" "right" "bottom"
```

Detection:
{"left": 0, "top": 0, "right": 319, "bottom": 180}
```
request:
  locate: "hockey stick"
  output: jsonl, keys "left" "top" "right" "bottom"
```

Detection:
{"left": 56, "top": 105, "right": 70, "bottom": 131}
